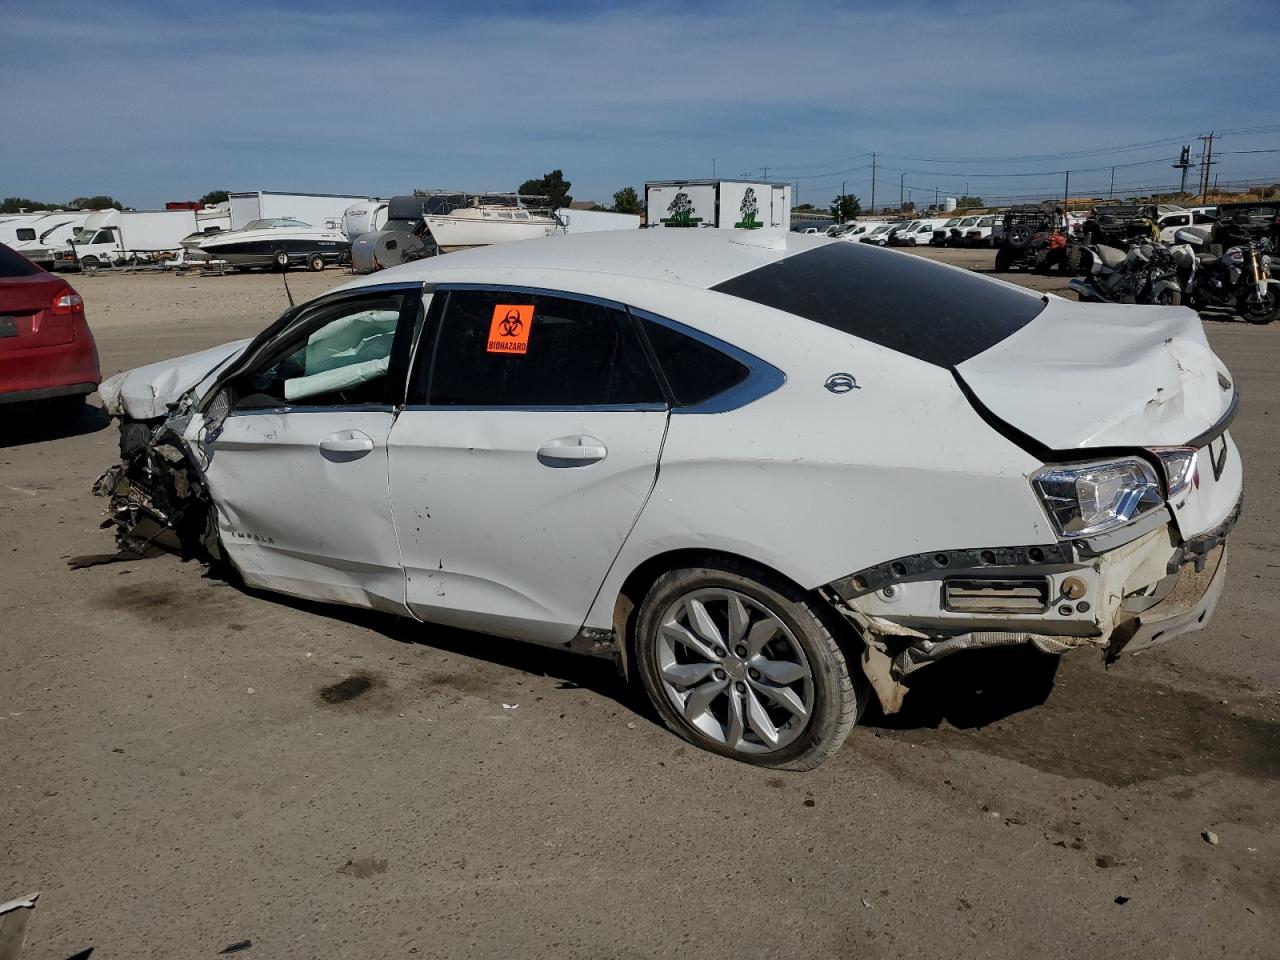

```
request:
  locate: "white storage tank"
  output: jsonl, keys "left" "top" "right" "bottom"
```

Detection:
{"left": 943, "top": 197, "right": 958, "bottom": 213}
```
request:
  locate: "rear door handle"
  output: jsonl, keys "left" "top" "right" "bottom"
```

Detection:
{"left": 319, "top": 430, "right": 374, "bottom": 459}
{"left": 537, "top": 435, "right": 607, "bottom": 466}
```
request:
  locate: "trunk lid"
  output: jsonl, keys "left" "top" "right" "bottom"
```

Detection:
{"left": 955, "top": 298, "right": 1234, "bottom": 450}
{"left": 0, "top": 274, "right": 76, "bottom": 352}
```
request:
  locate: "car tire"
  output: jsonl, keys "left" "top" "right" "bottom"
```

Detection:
{"left": 634, "top": 560, "right": 867, "bottom": 770}
{"left": 273, "top": 249, "right": 290, "bottom": 271}
{"left": 307, "top": 253, "right": 325, "bottom": 272}
{"left": 994, "top": 248, "right": 1012, "bottom": 272}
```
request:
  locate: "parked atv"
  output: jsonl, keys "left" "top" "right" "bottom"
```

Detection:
{"left": 993, "top": 205, "right": 1069, "bottom": 273}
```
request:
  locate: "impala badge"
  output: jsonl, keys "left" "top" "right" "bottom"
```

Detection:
{"left": 824, "top": 373, "right": 860, "bottom": 394}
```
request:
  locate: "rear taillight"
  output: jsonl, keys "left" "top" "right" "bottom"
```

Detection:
{"left": 51, "top": 289, "right": 84, "bottom": 315}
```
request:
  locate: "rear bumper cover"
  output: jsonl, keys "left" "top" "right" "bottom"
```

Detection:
{"left": 826, "top": 499, "right": 1241, "bottom": 694}
{"left": 0, "top": 381, "right": 97, "bottom": 404}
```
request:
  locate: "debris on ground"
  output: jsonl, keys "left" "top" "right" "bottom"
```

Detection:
{"left": 1203, "top": 830, "right": 1219, "bottom": 845}
{"left": 219, "top": 939, "right": 252, "bottom": 954}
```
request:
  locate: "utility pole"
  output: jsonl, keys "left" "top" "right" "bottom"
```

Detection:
{"left": 900, "top": 172, "right": 905, "bottom": 210}
{"left": 1109, "top": 166, "right": 1115, "bottom": 200}
{"left": 841, "top": 179, "right": 847, "bottom": 222}
{"left": 1064, "top": 170, "right": 1070, "bottom": 209}
{"left": 1197, "top": 132, "right": 1216, "bottom": 203}
{"left": 762, "top": 165, "right": 768, "bottom": 181}
{"left": 870, "top": 153, "right": 877, "bottom": 216}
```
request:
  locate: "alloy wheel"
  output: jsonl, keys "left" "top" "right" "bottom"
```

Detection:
{"left": 655, "top": 588, "right": 814, "bottom": 754}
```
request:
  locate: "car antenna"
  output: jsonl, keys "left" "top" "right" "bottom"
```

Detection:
{"left": 281, "top": 269, "right": 295, "bottom": 308}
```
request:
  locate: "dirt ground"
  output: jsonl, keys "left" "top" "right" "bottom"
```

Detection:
{"left": 2, "top": 250, "right": 1277, "bottom": 959}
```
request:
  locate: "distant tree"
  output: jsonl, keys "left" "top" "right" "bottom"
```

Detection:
{"left": 518, "top": 170, "right": 572, "bottom": 210}
{"left": 900, "top": 200, "right": 916, "bottom": 213}
{"left": 611, "top": 186, "right": 642, "bottom": 215}
{"left": 796, "top": 203, "right": 815, "bottom": 211}
{"left": 67, "top": 195, "right": 122, "bottom": 210}
{"left": 830, "top": 194, "right": 862, "bottom": 222}
{"left": 0, "top": 197, "right": 56, "bottom": 213}
{"left": 200, "top": 189, "right": 230, "bottom": 205}
{"left": 956, "top": 195, "right": 985, "bottom": 209}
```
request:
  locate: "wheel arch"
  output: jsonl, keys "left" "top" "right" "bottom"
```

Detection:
{"left": 603, "top": 546, "right": 837, "bottom": 683}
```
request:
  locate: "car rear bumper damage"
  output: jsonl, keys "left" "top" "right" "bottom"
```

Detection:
{"left": 822, "top": 500, "right": 1240, "bottom": 715}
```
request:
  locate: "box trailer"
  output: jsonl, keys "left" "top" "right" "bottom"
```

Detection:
{"left": 644, "top": 180, "right": 791, "bottom": 231}
{"left": 64, "top": 209, "right": 197, "bottom": 268}
{"left": 229, "top": 191, "right": 378, "bottom": 231}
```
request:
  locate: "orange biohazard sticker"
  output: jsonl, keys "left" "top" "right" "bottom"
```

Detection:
{"left": 487, "top": 304, "right": 534, "bottom": 354}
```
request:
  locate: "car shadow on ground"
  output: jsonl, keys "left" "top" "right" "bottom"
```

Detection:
{"left": 241, "top": 585, "right": 641, "bottom": 712}
{"left": 0, "top": 399, "right": 109, "bottom": 449}
{"left": 864, "top": 644, "right": 1061, "bottom": 731}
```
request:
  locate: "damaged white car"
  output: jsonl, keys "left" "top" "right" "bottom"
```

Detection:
{"left": 96, "top": 230, "right": 1242, "bottom": 769}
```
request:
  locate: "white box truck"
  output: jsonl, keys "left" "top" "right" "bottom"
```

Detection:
{"left": 65, "top": 209, "right": 197, "bottom": 269}
{"left": 644, "top": 180, "right": 791, "bottom": 231}
{"left": 229, "top": 191, "right": 378, "bottom": 232}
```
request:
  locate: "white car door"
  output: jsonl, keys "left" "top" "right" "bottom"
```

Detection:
{"left": 387, "top": 287, "right": 669, "bottom": 645}
{"left": 202, "top": 286, "right": 422, "bottom": 613}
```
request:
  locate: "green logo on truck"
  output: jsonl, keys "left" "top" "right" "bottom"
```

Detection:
{"left": 661, "top": 192, "right": 703, "bottom": 227}
{"left": 734, "top": 187, "right": 763, "bottom": 229}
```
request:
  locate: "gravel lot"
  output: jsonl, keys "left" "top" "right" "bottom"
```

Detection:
{"left": 2, "top": 249, "right": 1277, "bottom": 959}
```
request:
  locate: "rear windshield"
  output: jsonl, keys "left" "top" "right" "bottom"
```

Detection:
{"left": 711, "top": 242, "right": 1045, "bottom": 368}
{"left": 0, "top": 244, "right": 40, "bottom": 277}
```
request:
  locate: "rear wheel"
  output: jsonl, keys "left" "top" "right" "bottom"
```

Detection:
{"left": 273, "top": 249, "right": 290, "bottom": 271}
{"left": 307, "top": 253, "right": 325, "bottom": 272}
{"left": 634, "top": 561, "right": 866, "bottom": 770}
{"left": 1154, "top": 288, "right": 1182, "bottom": 306}
{"left": 993, "top": 247, "right": 1013, "bottom": 272}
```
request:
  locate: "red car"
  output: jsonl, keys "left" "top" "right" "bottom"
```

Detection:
{"left": 0, "top": 242, "right": 101, "bottom": 421}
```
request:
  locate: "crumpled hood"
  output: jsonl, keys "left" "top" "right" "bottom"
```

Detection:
{"left": 99, "top": 338, "right": 251, "bottom": 419}
{"left": 956, "top": 298, "right": 1234, "bottom": 450}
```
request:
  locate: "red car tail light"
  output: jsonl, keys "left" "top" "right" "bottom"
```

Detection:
{"left": 51, "top": 289, "right": 85, "bottom": 315}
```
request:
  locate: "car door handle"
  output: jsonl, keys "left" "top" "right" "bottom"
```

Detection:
{"left": 537, "top": 435, "right": 607, "bottom": 466}
{"left": 319, "top": 430, "right": 374, "bottom": 458}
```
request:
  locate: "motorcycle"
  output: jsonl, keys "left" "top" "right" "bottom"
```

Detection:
{"left": 1068, "top": 242, "right": 1185, "bottom": 305}
{"left": 1174, "top": 229, "right": 1280, "bottom": 324}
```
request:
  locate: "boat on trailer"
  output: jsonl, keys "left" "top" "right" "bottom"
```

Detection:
{"left": 196, "top": 217, "right": 350, "bottom": 270}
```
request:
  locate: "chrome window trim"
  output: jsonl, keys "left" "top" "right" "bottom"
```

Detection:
{"left": 629, "top": 308, "right": 786, "bottom": 414}
{"left": 415, "top": 284, "right": 785, "bottom": 415}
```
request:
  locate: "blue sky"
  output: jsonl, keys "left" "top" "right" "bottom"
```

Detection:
{"left": 2, "top": 0, "right": 1278, "bottom": 209}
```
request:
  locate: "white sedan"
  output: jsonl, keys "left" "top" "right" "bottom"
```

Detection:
{"left": 97, "top": 230, "right": 1242, "bottom": 769}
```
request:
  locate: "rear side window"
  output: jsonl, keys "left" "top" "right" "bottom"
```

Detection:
{"left": 712, "top": 242, "right": 1045, "bottom": 368}
{"left": 0, "top": 244, "right": 40, "bottom": 277}
{"left": 424, "top": 290, "right": 663, "bottom": 407}
{"left": 640, "top": 319, "right": 749, "bottom": 406}
{"left": 16, "top": 228, "right": 35, "bottom": 241}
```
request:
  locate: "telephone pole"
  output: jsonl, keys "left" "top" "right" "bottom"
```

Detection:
{"left": 900, "top": 172, "right": 905, "bottom": 210}
{"left": 870, "top": 153, "right": 877, "bottom": 216}
{"left": 1109, "top": 165, "right": 1115, "bottom": 200}
{"left": 1064, "top": 170, "right": 1070, "bottom": 209}
{"left": 1197, "top": 132, "right": 1216, "bottom": 203}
